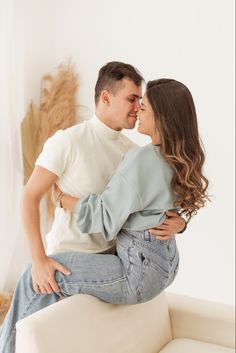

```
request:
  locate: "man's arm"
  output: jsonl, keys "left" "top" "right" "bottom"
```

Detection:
{"left": 21, "top": 166, "right": 70, "bottom": 294}
{"left": 149, "top": 211, "right": 186, "bottom": 240}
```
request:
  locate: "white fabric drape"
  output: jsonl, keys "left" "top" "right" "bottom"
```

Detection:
{"left": 0, "top": 0, "right": 28, "bottom": 292}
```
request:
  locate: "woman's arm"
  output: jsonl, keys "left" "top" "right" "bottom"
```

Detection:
{"left": 61, "top": 194, "right": 79, "bottom": 211}
{"left": 55, "top": 172, "right": 141, "bottom": 241}
{"left": 56, "top": 189, "right": 186, "bottom": 240}
{"left": 54, "top": 185, "right": 79, "bottom": 212}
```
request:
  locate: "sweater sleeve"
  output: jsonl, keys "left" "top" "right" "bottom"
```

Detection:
{"left": 75, "top": 172, "right": 142, "bottom": 240}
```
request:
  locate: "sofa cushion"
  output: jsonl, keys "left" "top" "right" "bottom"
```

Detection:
{"left": 159, "top": 338, "right": 234, "bottom": 353}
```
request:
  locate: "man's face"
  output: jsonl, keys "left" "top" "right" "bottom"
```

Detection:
{"left": 108, "top": 78, "right": 142, "bottom": 130}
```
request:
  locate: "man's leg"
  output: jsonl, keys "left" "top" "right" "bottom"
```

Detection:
{"left": 0, "top": 251, "right": 130, "bottom": 353}
{"left": 0, "top": 263, "right": 60, "bottom": 353}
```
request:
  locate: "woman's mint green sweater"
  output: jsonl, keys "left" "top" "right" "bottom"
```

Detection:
{"left": 75, "top": 144, "right": 177, "bottom": 240}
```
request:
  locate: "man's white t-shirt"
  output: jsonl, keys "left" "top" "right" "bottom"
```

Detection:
{"left": 36, "top": 115, "right": 136, "bottom": 254}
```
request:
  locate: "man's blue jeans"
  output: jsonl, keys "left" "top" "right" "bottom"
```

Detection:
{"left": 0, "top": 230, "right": 179, "bottom": 353}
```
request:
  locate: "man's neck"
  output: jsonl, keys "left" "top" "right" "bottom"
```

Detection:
{"left": 95, "top": 112, "right": 122, "bottom": 131}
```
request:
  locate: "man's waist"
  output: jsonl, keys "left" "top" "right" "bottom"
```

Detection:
{"left": 46, "top": 234, "right": 116, "bottom": 255}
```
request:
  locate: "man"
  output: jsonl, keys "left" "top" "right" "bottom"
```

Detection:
{"left": 0, "top": 62, "right": 185, "bottom": 353}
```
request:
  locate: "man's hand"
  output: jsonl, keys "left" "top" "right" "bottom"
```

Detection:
{"left": 31, "top": 256, "right": 71, "bottom": 294}
{"left": 149, "top": 211, "right": 186, "bottom": 240}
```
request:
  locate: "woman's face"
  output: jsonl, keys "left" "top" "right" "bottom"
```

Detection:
{"left": 137, "top": 93, "right": 161, "bottom": 144}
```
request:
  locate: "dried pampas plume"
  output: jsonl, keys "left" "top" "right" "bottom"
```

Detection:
{"left": 21, "top": 63, "right": 79, "bottom": 218}
{"left": 0, "top": 293, "right": 12, "bottom": 325}
{"left": 38, "top": 63, "right": 78, "bottom": 154}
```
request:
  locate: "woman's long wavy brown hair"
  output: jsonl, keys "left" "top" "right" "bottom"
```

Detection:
{"left": 146, "top": 79, "right": 209, "bottom": 221}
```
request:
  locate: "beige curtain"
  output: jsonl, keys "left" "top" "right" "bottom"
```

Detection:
{"left": 0, "top": 0, "right": 29, "bottom": 292}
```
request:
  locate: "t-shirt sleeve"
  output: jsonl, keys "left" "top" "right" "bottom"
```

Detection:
{"left": 35, "top": 130, "right": 71, "bottom": 177}
{"left": 75, "top": 171, "right": 142, "bottom": 241}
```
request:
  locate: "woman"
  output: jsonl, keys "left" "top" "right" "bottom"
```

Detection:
{"left": 52, "top": 78, "right": 209, "bottom": 304}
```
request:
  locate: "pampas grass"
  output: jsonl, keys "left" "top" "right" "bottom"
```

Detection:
{"left": 21, "top": 63, "right": 79, "bottom": 217}
{"left": 38, "top": 63, "right": 79, "bottom": 155}
{"left": 21, "top": 103, "right": 45, "bottom": 184}
{"left": 0, "top": 293, "right": 12, "bottom": 325}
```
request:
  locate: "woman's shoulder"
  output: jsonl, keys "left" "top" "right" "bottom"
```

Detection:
{"left": 117, "top": 144, "right": 164, "bottom": 174}
{"left": 125, "top": 144, "right": 161, "bottom": 161}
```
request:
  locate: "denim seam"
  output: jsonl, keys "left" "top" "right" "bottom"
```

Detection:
{"left": 5, "top": 291, "right": 39, "bottom": 349}
{"left": 19, "top": 292, "right": 39, "bottom": 320}
{"left": 57, "top": 276, "right": 127, "bottom": 286}
{"left": 136, "top": 259, "right": 149, "bottom": 302}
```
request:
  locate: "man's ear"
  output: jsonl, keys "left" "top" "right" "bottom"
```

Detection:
{"left": 101, "top": 90, "right": 110, "bottom": 105}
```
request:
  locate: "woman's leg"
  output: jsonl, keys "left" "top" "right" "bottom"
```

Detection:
{"left": 53, "top": 252, "right": 130, "bottom": 304}
{"left": 0, "top": 251, "right": 132, "bottom": 353}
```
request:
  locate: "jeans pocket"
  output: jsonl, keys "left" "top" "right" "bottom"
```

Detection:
{"left": 136, "top": 253, "right": 170, "bottom": 303}
{"left": 149, "top": 259, "right": 170, "bottom": 279}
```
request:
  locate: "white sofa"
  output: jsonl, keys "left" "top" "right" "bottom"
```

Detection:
{"left": 15, "top": 292, "right": 235, "bottom": 353}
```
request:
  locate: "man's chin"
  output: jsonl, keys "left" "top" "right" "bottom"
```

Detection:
{"left": 125, "top": 120, "right": 137, "bottom": 130}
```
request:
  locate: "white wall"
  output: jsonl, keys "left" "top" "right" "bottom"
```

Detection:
{"left": 19, "top": 0, "right": 234, "bottom": 304}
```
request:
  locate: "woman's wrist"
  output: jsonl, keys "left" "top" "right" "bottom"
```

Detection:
{"left": 55, "top": 190, "right": 65, "bottom": 208}
{"left": 60, "top": 194, "right": 79, "bottom": 212}
{"left": 53, "top": 184, "right": 79, "bottom": 212}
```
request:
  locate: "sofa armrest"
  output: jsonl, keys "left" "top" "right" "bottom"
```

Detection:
{"left": 16, "top": 292, "right": 172, "bottom": 353}
{"left": 166, "top": 291, "right": 235, "bottom": 349}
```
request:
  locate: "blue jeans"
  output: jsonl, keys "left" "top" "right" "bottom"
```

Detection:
{"left": 0, "top": 230, "right": 179, "bottom": 353}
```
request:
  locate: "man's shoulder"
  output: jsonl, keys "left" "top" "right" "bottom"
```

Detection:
{"left": 61, "top": 120, "right": 89, "bottom": 138}
{"left": 49, "top": 120, "right": 91, "bottom": 146}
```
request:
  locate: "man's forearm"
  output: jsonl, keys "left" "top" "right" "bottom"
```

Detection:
{"left": 21, "top": 191, "right": 46, "bottom": 261}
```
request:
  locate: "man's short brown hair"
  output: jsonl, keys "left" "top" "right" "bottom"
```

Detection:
{"left": 95, "top": 61, "right": 143, "bottom": 105}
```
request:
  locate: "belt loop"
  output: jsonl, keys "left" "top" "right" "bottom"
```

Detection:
{"left": 144, "top": 230, "right": 150, "bottom": 241}
{"left": 167, "top": 236, "right": 174, "bottom": 249}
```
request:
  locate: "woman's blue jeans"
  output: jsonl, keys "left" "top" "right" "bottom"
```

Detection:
{"left": 0, "top": 230, "right": 179, "bottom": 353}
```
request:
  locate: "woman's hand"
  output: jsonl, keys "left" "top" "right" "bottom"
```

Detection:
{"left": 31, "top": 255, "right": 71, "bottom": 294}
{"left": 53, "top": 184, "right": 79, "bottom": 212}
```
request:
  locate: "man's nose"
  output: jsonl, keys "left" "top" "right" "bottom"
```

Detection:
{"left": 134, "top": 100, "right": 141, "bottom": 111}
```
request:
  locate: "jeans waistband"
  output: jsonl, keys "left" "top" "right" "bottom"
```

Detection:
{"left": 121, "top": 229, "right": 175, "bottom": 246}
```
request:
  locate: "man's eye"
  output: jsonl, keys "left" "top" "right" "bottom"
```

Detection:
{"left": 128, "top": 98, "right": 135, "bottom": 103}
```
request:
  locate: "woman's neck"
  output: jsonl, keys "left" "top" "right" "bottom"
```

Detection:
{"left": 151, "top": 133, "right": 161, "bottom": 145}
